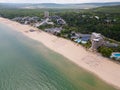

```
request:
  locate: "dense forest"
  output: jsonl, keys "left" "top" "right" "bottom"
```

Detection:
{"left": 56, "top": 5, "right": 120, "bottom": 41}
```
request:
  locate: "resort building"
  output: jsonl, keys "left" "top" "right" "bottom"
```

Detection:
{"left": 104, "top": 41, "right": 119, "bottom": 48}
{"left": 90, "top": 32, "right": 104, "bottom": 50}
{"left": 57, "top": 18, "right": 66, "bottom": 25}
{"left": 12, "top": 16, "right": 40, "bottom": 25}
{"left": 38, "top": 18, "right": 54, "bottom": 27}
{"left": 71, "top": 32, "right": 91, "bottom": 40}
{"left": 70, "top": 31, "right": 91, "bottom": 44}
{"left": 45, "top": 27, "right": 62, "bottom": 35}
{"left": 33, "top": 22, "right": 41, "bottom": 27}
{"left": 50, "top": 15, "right": 66, "bottom": 25}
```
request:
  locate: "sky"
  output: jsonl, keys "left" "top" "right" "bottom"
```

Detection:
{"left": 0, "top": 0, "right": 119, "bottom": 4}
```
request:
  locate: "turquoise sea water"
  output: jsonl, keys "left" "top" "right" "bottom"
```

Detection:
{"left": 0, "top": 22, "right": 116, "bottom": 90}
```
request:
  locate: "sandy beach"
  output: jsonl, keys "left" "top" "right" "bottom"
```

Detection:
{"left": 0, "top": 17, "right": 120, "bottom": 89}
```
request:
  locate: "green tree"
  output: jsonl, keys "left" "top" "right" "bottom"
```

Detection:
{"left": 98, "top": 46, "right": 113, "bottom": 57}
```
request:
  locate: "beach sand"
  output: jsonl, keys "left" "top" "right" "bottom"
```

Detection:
{"left": 0, "top": 17, "right": 120, "bottom": 89}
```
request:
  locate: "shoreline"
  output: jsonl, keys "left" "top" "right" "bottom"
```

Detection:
{"left": 0, "top": 17, "right": 120, "bottom": 89}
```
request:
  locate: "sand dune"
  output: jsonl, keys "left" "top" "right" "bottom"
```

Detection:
{"left": 0, "top": 17, "right": 120, "bottom": 89}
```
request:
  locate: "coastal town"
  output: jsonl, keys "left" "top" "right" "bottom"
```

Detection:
{"left": 0, "top": 2, "right": 120, "bottom": 89}
{"left": 11, "top": 11, "right": 120, "bottom": 61}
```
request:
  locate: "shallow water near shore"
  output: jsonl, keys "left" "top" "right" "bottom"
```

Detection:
{"left": 0, "top": 22, "right": 116, "bottom": 90}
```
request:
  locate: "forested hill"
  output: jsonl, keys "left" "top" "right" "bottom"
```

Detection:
{"left": 92, "top": 5, "right": 120, "bottom": 13}
{"left": 0, "top": 2, "right": 120, "bottom": 9}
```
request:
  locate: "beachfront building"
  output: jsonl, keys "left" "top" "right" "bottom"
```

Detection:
{"left": 50, "top": 15, "right": 66, "bottom": 25}
{"left": 12, "top": 16, "right": 40, "bottom": 25}
{"left": 33, "top": 22, "right": 41, "bottom": 27}
{"left": 57, "top": 18, "right": 66, "bottom": 25}
{"left": 104, "top": 41, "right": 119, "bottom": 48}
{"left": 70, "top": 31, "right": 91, "bottom": 44}
{"left": 45, "top": 27, "right": 62, "bottom": 35}
{"left": 37, "top": 18, "right": 54, "bottom": 27}
{"left": 90, "top": 32, "right": 104, "bottom": 50}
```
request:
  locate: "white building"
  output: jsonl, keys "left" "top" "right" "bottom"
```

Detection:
{"left": 95, "top": 16, "right": 99, "bottom": 20}
{"left": 44, "top": 11, "right": 49, "bottom": 18}
{"left": 90, "top": 32, "right": 104, "bottom": 50}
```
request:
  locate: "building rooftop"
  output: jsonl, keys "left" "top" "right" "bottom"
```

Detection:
{"left": 92, "top": 32, "right": 101, "bottom": 38}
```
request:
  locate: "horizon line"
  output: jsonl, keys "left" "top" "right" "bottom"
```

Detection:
{"left": 0, "top": 1, "right": 120, "bottom": 4}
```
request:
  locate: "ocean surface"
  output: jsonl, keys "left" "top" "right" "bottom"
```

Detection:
{"left": 0, "top": 22, "right": 116, "bottom": 90}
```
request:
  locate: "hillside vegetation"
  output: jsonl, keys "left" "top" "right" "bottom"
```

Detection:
{"left": 93, "top": 5, "right": 120, "bottom": 13}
